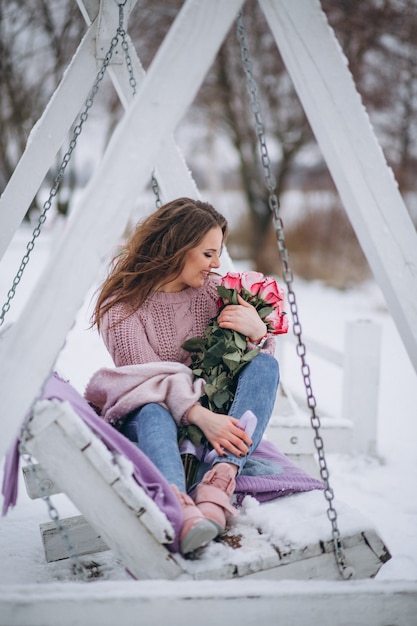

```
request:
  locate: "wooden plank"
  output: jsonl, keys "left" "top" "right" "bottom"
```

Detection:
{"left": 1, "top": 580, "right": 415, "bottom": 626}
{"left": 285, "top": 331, "right": 344, "bottom": 367}
{"left": 25, "top": 400, "right": 183, "bottom": 580}
{"left": 75, "top": 0, "right": 100, "bottom": 24}
{"left": 22, "top": 464, "right": 61, "bottom": 499}
{"left": 267, "top": 416, "right": 353, "bottom": 455}
{"left": 284, "top": 453, "right": 320, "bottom": 479}
{"left": 0, "top": 0, "right": 244, "bottom": 464}
{"left": 95, "top": 0, "right": 137, "bottom": 60}
{"left": 40, "top": 515, "right": 108, "bottom": 562}
{"left": 47, "top": 400, "right": 175, "bottom": 545}
{"left": 37, "top": 508, "right": 388, "bottom": 581}
{"left": 184, "top": 528, "right": 389, "bottom": 582}
{"left": 260, "top": 0, "right": 417, "bottom": 373}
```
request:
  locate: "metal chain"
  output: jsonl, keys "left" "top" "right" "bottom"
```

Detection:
{"left": 236, "top": 13, "right": 354, "bottom": 579}
{"left": 118, "top": 1, "right": 137, "bottom": 96}
{"left": 118, "top": 0, "right": 161, "bottom": 209}
{"left": 3, "top": 0, "right": 135, "bottom": 581}
{"left": 151, "top": 171, "right": 162, "bottom": 208}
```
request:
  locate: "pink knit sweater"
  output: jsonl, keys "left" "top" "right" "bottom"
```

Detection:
{"left": 101, "top": 274, "right": 275, "bottom": 367}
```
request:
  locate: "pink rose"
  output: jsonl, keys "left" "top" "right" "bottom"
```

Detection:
{"left": 221, "top": 272, "right": 242, "bottom": 291}
{"left": 240, "top": 271, "right": 265, "bottom": 297}
{"left": 258, "top": 276, "right": 285, "bottom": 307}
{"left": 265, "top": 307, "right": 289, "bottom": 334}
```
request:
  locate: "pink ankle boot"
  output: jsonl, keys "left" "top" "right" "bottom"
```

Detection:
{"left": 193, "top": 464, "right": 238, "bottom": 534}
{"left": 171, "top": 485, "right": 218, "bottom": 555}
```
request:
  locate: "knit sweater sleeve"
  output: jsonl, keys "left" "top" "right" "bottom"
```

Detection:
{"left": 101, "top": 301, "right": 160, "bottom": 367}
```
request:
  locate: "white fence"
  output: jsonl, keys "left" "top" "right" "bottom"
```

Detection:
{"left": 269, "top": 319, "right": 381, "bottom": 459}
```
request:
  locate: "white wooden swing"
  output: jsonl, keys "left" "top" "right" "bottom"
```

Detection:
{"left": 1, "top": 0, "right": 417, "bottom": 621}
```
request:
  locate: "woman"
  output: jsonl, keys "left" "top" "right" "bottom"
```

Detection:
{"left": 92, "top": 197, "right": 279, "bottom": 555}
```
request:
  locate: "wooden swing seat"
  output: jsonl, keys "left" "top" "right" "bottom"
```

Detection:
{"left": 23, "top": 397, "right": 391, "bottom": 582}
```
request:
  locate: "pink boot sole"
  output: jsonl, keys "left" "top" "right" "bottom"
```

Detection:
{"left": 171, "top": 485, "right": 218, "bottom": 555}
{"left": 180, "top": 518, "right": 219, "bottom": 555}
{"left": 193, "top": 464, "right": 238, "bottom": 534}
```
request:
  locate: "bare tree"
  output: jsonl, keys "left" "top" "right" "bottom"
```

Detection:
{"left": 322, "top": 0, "right": 417, "bottom": 199}
{"left": 2, "top": 0, "right": 417, "bottom": 238}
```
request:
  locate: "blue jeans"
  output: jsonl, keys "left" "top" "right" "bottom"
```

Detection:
{"left": 120, "top": 353, "right": 279, "bottom": 493}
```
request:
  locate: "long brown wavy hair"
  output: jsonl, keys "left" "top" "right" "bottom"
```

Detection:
{"left": 93, "top": 197, "right": 228, "bottom": 330}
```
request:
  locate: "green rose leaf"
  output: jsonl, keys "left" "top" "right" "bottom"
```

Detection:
{"left": 222, "top": 350, "right": 241, "bottom": 372}
{"left": 213, "top": 388, "right": 231, "bottom": 410}
{"left": 213, "top": 370, "right": 231, "bottom": 389}
{"left": 240, "top": 287, "right": 253, "bottom": 301}
{"left": 182, "top": 337, "right": 206, "bottom": 352}
{"left": 207, "top": 341, "right": 228, "bottom": 359}
{"left": 186, "top": 424, "right": 205, "bottom": 446}
{"left": 233, "top": 330, "right": 247, "bottom": 351}
{"left": 242, "top": 347, "right": 261, "bottom": 362}
{"left": 204, "top": 383, "right": 218, "bottom": 399}
{"left": 231, "top": 288, "right": 240, "bottom": 305}
{"left": 210, "top": 328, "right": 228, "bottom": 343}
{"left": 177, "top": 424, "right": 205, "bottom": 447}
{"left": 258, "top": 306, "right": 274, "bottom": 319}
{"left": 217, "top": 285, "right": 233, "bottom": 300}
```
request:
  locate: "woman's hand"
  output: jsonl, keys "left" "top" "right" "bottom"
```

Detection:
{"left": 187, "top": 404, "right": 252, "bottom": 457}
{"left": 217, "top": 294, "right": 266, "bottom": 342}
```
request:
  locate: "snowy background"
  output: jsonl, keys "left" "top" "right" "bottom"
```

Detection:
{"left": 0, "top": 219, "right": 416, "bottom": 587}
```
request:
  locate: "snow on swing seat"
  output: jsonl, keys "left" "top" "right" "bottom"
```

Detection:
{"left": 17, "top": 374, "right": 390, "bottom": 582}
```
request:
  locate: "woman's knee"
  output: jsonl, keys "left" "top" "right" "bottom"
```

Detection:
{"left": 136, "top": 403, "right": 177, "bottom": 436}
{"left": 137, "top": 403, "right": 163, "bottom": 421}
{"left": 260, "top": 352, "right": 279, "bottom": 374}
{"left": 249, "top": 352, "right": 280, "bottom": 386}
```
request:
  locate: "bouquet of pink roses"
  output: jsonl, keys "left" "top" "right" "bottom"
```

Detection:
{"left": 182, "top": 271, "right": 288, "bottom": 418}
{"left": 217, "top": 271, "right": 289, "bottom": 335}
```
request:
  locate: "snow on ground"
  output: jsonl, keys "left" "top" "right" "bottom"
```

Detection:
{"left": 0, "top": 224, "right": 416, "bottom": 587}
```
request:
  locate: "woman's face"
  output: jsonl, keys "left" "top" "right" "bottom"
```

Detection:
{"left": 162, "top": 227, "right": 223, "bottom": 292}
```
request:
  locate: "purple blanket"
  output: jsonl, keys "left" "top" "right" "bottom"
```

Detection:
{"left": 2, "top": 373, "right": 183, "bottom": 552}
{"left": 2, "top": 373, "right": 323, "bottom": 554}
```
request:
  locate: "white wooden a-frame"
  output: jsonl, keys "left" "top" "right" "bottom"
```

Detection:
{"left": 1, "top": 0, "right": 417, "bottom": 462}
{"left": 0, "top": 0, "right": 414, "bottom": 614}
